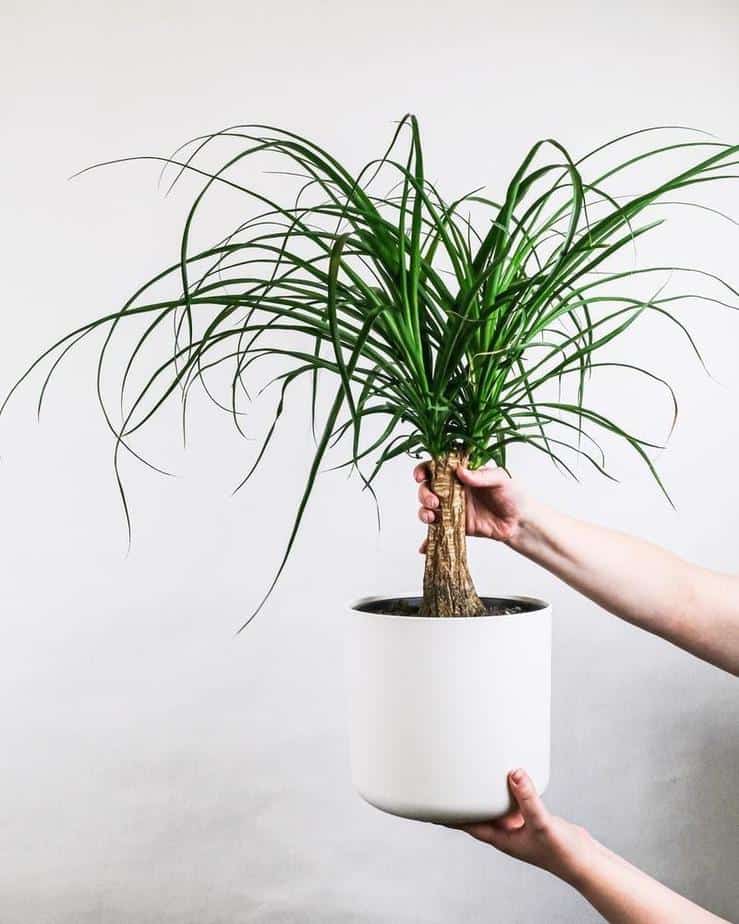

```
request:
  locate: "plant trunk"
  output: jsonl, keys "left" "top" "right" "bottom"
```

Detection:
{"left": 419, "top": 452, "right": 486, "bottom": 618}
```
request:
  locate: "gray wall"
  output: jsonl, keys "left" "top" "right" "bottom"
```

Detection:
{"left": 0, "top": 1, "right": 737, "bottom": 921}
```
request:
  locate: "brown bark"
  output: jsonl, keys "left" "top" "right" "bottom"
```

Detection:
{"left": 419, "top": 451, "right": 486, "bottom": 618}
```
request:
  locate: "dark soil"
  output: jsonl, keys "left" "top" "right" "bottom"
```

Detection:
{"left": 356, "top": 596, "right": 541, "bottom": 617}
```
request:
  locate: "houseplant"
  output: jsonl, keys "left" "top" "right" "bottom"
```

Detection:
{"left": 4, "top": 116, "right": 738, "bottom": 821}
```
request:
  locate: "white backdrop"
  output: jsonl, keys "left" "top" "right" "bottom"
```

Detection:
{"left": 1, "top": 2, "right": 737, "bottom": 921}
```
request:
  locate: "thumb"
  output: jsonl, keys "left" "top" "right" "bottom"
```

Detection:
{"left": 456, "top": 465, "right": 509, "bottom": 489}
{"left": 508, "top": 769, "right": 550, "bottom": 831}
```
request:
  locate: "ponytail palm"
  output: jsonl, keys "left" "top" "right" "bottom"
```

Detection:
{"left": 5, "top": 115, "right": 738, "bottom": 623}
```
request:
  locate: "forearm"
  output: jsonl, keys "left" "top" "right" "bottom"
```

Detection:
{"left": 568, "top": 839, "right": 730, "bottom": 924}
{"left": 508, "top": 500, "right": 739, "bottom": 674}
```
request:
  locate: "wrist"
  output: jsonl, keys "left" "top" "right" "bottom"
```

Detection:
{"left": 558, "top": 834, "right": 614, "bottom": 892}
{"left": 550, "top": 828, "right": 605, "bottom": 892}
{"left": 505, "top": 496, "right": 548, "bottom": 554}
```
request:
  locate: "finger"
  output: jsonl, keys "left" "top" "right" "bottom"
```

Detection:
{"left": 413, "top": 462, "right": 431, "bottom": 483}
{"left": 462, "top": 808, "right": 523, "bottom": 837}
{"left": 460, "top": 822, "right": 515, "bottom": 851}
{"left": 496, "top": 811, "right": 525, "bottom": 832}
{"left": 508, "top": 769, "right": 550, "bottom": 832}
{"left": 418, "top": 507, "right": 436, "bottom": 525}
{"left": 418, "top": 538, "right": 428, "bottom": 555}
{"left": 457, "top": 465, "right": 509, "bottom": 488}
{"left": 417, "top": 483, "right": 439, "bottom": 509}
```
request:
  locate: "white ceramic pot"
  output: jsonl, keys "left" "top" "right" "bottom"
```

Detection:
{"left": 346, "top": 594, "right": 551, "bottom": 823}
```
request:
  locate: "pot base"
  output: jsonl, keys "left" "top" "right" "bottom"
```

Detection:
{"left": 355, "top": 777, "right": 550, "bottom": 825}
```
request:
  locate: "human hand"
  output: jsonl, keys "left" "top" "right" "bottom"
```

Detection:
{"left": 456, "top": 771, "right": 729, "bottom": 923}
{"left": 414, "top": 461, "right": 529, "bottom": 548}
{"left": 456, "top": 769, "right": 596, "bottom": 886}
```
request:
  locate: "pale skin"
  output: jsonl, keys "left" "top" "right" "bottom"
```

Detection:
{"left": 414, "top": 462, "right": 739, "bottom": 924}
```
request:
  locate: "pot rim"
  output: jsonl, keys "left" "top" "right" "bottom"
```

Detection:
{"left": 348, "top": 592, "right": 551, "bottom": 621}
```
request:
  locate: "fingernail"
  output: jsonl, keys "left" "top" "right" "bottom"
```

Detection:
{"left": 510, "top": 769, "right": 524, "bottom": 785}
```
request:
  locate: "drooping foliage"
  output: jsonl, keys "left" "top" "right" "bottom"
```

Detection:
{"left": 5, "top": 116, "right": 738, "bottom": 625}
